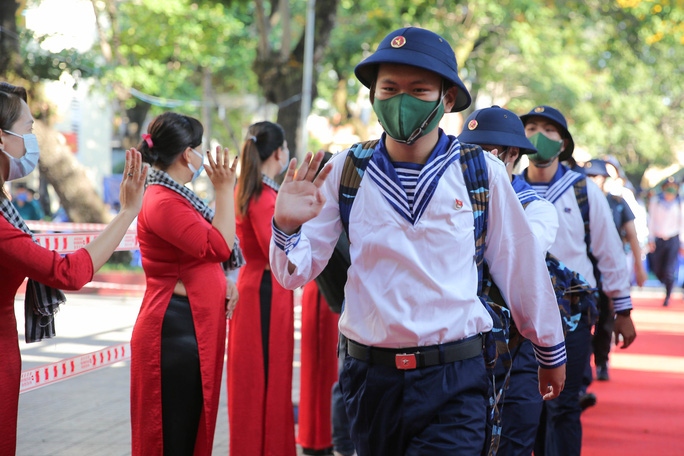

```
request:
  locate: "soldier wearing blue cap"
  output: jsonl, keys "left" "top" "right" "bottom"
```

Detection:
{"left": 458, "top": 106, "right": 560, "bottom": 455}
{"left": 520, "top": 106, "right": 637, "bottom": 456}
{"left": 269, "top": 28, "right": 567, "bottom": 456}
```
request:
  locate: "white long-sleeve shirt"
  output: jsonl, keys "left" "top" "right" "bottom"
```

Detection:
{"left": 511, "top": 175, "right": 559, "bottom": 253}
{"left": 647, "top": 195, "right": 684, "bottom": 242}
{"left": 271, "top": 134, "right": 566, "bottom": 368}
{"left": 526, "top": 166, "right": 633, "bottom": 312}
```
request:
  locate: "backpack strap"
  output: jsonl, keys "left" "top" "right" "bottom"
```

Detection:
{"left": 573, "top": 177, "right": 600, "bottom": 282}
{"left": 339, "top": 140, "right": 379, "bottom": 237}
{"left": 458, "top": 143, "right": 511, "bottom": 359}
{"left": 459, "top": 142, "right": 489, "bottom": 294}
{"left": 460, "top": 143, "right": 515, "bottom": 454}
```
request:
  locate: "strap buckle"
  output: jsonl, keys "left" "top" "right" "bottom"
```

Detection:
{"left": 395, "top": 353, "right": 417, "bottom": 370}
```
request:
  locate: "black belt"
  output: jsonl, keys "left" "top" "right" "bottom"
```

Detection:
{"left": 346, "top": 334, "right": 483, "bottom": 370}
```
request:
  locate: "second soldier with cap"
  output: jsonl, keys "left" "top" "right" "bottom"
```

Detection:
{"left": 458, "top": 105, "right": 561, "bottom": 455}
{"left": 520, "top": 105, "right": 637, "bottom": 456}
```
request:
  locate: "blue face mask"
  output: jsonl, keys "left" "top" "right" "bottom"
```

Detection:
{"left": 1, "top": 130, "right": 40, "bottom": 180}
{"left": 187, "top": 148, "right": 204, "bottom": 181}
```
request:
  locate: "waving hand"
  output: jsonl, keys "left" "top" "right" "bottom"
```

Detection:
{"left": 273, "top": 151, "right": 332, "bottom": 235}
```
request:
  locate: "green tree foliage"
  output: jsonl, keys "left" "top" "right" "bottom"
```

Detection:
{"left": 89, "top": 0, "right": 257, "bottom": 150}
{"left": 102, "top": 0, "right": 255, "bottom": 108}
{"left": 316, "top": 0, "right": 684, "bottom": 188}
{"left": 9, "top": 0, "right": 684, "bottom": 190}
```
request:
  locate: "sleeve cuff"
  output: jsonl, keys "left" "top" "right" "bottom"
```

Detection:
{"left": 612, "top": 295, "right": 633, "bottom": 313}
{"left": 533, "top": 342, "right": 567, "bottom": 369}
{"left": 272, "top": 219, "right": 301, "bottom": 254}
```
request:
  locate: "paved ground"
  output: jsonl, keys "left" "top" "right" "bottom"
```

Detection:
{"left": 15, "top": 283, "right": 679, "bottom": 455}
{"left": 15, "top": 291, "right": 305, "bottom": 455}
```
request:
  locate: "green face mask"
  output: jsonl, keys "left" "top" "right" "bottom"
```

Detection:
{"left": 527, "top": 132, "right": 563, "bottom": 166}
{"left": 372, "top": 93, "right": 445, "bottom": 145}
{"left": 664, "top": 186, "right": 678, "bottom": 195}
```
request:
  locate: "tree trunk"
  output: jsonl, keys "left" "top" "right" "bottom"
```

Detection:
{"left": 0, "top": 1, "right": 21, "bottom": 77}
{"left": 35, "top": 121, "right": 109, "bottom": 223}
{"left": 253, "top": 0, "right": 339, "bottom": 158}
{"left": 122, "top": 102, "right": 152, "bottom": 150}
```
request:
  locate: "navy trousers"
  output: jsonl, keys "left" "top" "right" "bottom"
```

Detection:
{"left": 535, "top": 317, "right": 592, "bottom": 456}
{"left": 493, "top": 339, "right": 543, "bottom": 456}
{"left": 339, "top": 350, "right": 489, "bottom": 456}
{"left": 332, "top": 335, "right": 355, "bottom": 456}
{"left": 651, "top": 236, "right": 680, "bottom": 298}
{"left": 592, "top": 291, "right": 613, "bottom": 369}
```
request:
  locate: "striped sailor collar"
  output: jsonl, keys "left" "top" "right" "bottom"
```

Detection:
{"left": 523, "top": 163, "right": 584, "bottom": 204}
{"left": 366, "top": 131, "right": 461, "bottom": 225}
{"left": 262, "top": 174, "right": 280, "bottom": 192}
{"left": 511, "top": 174, "right": 542, "bottom": 206}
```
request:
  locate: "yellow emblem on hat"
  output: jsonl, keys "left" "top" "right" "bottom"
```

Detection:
{"left": 391, "top": 36, "right": 406, "bottom": 48}
{"left": 468, "top": 120, "right": 478, "bottom": 130}
{"left": 534, "top": 106, "right": 545, "bottom": 113}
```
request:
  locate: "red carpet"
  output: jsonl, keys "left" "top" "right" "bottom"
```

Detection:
{"left": 581, "top": 292, "right": 684, "bottom": 456}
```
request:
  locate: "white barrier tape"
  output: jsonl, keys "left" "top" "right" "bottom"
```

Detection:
{"left": 20, "top": 343, "right": 131, "bottom": 394}
{"left": 26, "top": 221, "right": 114, "bottom": 232}
{"left": 34, "top": 231, "right": 139, "bottom": 253}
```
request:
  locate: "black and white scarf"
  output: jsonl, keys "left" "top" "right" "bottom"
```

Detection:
{"left": 147, "top": 168, "right": 245, "bottom": 270}
{"left": 0, "top": 198, "right": 65, "bottom": 343}
{"left": 262, "top": 174, "right": 280, "bottom": 193}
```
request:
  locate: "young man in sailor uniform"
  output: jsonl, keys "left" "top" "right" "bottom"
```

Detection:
{"left": 270, "top": 28, "right": 567, "bottom": 456}
{"left": 457, "top": 105, "right": 559, "bottom": 456}
{"left": 521, "top": 105, "right": 637, "bottom": 456}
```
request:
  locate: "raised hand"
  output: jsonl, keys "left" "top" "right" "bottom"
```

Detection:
{"left": 205, "top": 146, "right": 238, "bottom": 192}
{"left": 119, "top": 148, "right": 148, "bottom": 215}
{"left": 273, "top": 150, "right": 332, "bottom": 234}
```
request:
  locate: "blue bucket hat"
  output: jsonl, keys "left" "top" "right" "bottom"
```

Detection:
{"left": 457, "top": 106, "right": 537, "bottom": 155}
{"left": 354, "top": 27, "right": 472, "bottom": 112}
{"left": 519, "top": 105, "right": 575, "bottom": 161}
{"left": 583, "top": 159, "right": 610, "bottom": 177}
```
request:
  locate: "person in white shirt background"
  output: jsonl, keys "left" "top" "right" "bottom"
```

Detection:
{"left": 647, "top": 177, "right": 684, "bottom": 307}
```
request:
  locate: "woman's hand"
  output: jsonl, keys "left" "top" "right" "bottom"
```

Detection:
{"left": 205, "top": 146, "right": 238, "bottom": 192}
{"left": 119, "top": 148, "right": 148, "bottom": 214}
{"left": 225, "top": 278, "right": 239, "bottom": 319}
{"left": 86, "top": 148, "right": 148, "bottom": 271}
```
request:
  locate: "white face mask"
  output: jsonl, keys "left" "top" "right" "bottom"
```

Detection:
{"left": 1, "top": 130, "right": 40, "bottom": 180}
{"left": 279, "top": 146, "right": 289, "bottom": 175}
{"left": 187, "top": 148, "right": 204, "bottom": 181}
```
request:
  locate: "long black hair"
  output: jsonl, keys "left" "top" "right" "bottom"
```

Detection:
{"left": 236, "top": 121, "right": 285, "bottom": 215}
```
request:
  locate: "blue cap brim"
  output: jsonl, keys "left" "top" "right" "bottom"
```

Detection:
{"left": 355, "top": 55, "right": 471, "bottom": 112}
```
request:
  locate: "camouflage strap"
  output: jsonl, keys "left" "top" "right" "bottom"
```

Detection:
{"left": 339, "top": 140, "right": 379, "bottom": 237}
{"left": 459, "top": 143, "right": 513, "bottom": 456}
{"left": 459, "top": 143, "right": 513, "bottom": 368}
